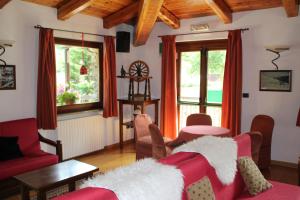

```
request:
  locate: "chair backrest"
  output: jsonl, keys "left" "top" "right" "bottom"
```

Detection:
{"left": 246, "top": 131, "right": 263, "bottom": 165}
{"left": 186, "top": 113, "right": 212, "bottom": 126}
{"left": 134, "top": 114, "right": 152, "bottom": 139}
{"left": 250, "top": 115, "right": 274, "bottom": 146}
{"left": 149, "top": 124, "right": 167, "bottom": 159}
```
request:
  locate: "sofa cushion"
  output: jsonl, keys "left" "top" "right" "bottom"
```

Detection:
{"left": 187, "top": 176, "right": 215, "bottom": 200}
{"left": 0, "top": 151, "right": 58, "bottom": 180}
{"left": 237, "top": 181, "right": 300, "bottom": 200}
{"left": 0, "top": 136, "right": 23, "bottom": 161}
{"left": 238, "top": 156, "right": 272, "bottom": 195}
{"left": 0, "top": 118, "right": 41, "bottom": 156}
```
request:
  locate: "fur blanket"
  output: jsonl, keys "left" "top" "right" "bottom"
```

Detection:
{"left": 80, "top": 158, "right": 184, "bottom": 200}
{"left": 172, "top": 136, "right": 237, "bottom": 185}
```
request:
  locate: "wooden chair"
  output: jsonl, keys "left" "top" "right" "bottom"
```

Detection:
{"left": 148, "top": 124, "right": 172, "bottom": 160}
{"left": 247, "top": 131, "right": 263, "bottom": 165}
{"left": 250, "top": 115, "right": 274, "bottom": 169}
{"left": 186, "top": 113, "right": 212, "bottom": 126}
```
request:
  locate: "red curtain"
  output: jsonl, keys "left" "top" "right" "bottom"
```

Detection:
{"left": 103, "top": 36, "right": 118, "bottom": 118}
{"left": 297, "top": 107, "right": 300, "bottom": 127}
{"left": 160, "top": 35, "right": 177, "bottom": 139}
{"left": 221, "top": 30, "right": 243, "bottom": 136}
{"left": 37, "top": 28, "right": 57, "bottom": 129}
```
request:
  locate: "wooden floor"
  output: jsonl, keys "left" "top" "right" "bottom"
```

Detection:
{"left": 5, "top": 143, "right": 298, "bottom": 200}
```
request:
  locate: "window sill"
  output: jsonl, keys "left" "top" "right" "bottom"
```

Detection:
{"left": 58, "top": 109, "right": 103, "bottom": 121}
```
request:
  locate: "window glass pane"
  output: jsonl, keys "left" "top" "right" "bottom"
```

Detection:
{"left": 206, "top": 106, "right": 222, "bottom": 126}
{"left": 207, "top": 50, "right": 226, "bottom": 104}
{"left": 179, "top": 51, "right": 201, "bottom": 103}
{"left": 179, "top": 104, "right": 200, "bottom": 130}
{"left": 55, "top": 44, "right": 99, "bottom": 106}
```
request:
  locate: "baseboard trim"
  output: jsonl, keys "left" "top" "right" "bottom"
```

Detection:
{"left": 271, "top": 160, "right": 298, "bottom": 169}
{"left": 65, "top": 139, "right": 135, "bottom": 161}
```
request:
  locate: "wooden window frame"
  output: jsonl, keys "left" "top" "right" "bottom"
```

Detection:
{"left": 176, "top": 39, "right": 227, "bottom": 122}
{"left": 55, "top": 37, "right": 103, "bottom": 114}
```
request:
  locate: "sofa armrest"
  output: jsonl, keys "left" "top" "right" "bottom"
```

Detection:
{"left": 38, "top": 133, "right": 63, "bottom": 162}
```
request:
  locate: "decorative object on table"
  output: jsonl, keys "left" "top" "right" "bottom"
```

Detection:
{"left": 80, "top": 33, "right": 88, "bottom": 75}
{"left": 120, "top": 65, "right": 126, "bottom": 77}
{"left": 0, "top": 65, "right": 16, "bottom": 90}
{"left": 57, "top": 91, "right": 78, "bottom": 105}
{"left": 117, "top": 60, "right": 152, "bottom": 100}
{"left": 266, "top": 47, "right": 289, "bottom": 70}
{"left": 259, "top": 70, "right": 292, "bottom": 92}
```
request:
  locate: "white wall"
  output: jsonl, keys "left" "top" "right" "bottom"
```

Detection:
{"left": 137, "top": 8, "right": 300, "bottom": 163}
{"left": 0, "top": 2, "right": 299, "bottom": 163}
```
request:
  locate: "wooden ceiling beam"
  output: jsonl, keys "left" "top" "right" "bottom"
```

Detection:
{"left": 0, "top": 0, "right": 11, "bottom": 9}
{"left": 158, "top": 6, "right": 180, "bottom": 29}
{"left": 58, "top": 0, "right": 93, "bottom": 20}
{"left": 134, "top": 0, "right": 164, "bottom": 46}
{"left": 282, "top": 0, "right": 299, "bottom": 17}
{"left": 103, "top": 2, "right": 139, "bottom": 29}
{"left": 204, "top": 0, "right": 232, "bottom": 24}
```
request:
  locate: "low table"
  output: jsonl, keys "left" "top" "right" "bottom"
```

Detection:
{"left": 14, "top": 160, "right": 98, "bottom": 200}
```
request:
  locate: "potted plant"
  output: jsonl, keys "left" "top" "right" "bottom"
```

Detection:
{"left": 57, "top": 91, "right": 78, "bottom": 105}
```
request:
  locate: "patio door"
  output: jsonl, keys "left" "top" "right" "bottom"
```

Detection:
{"left": 176, "top": 40, "right": 227, "bottom": 129}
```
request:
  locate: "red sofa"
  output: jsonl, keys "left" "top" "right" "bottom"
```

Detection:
{"left": 0, "top": 118, "right": 62, "bottom": 198}
{"left": 54, "top": 134, "right": 300, "bottom": 200}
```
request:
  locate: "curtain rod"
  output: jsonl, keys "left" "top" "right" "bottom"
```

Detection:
{"left": 34, "top": 25, "right": 115, "bottom": 38}
{"left": 158, "top": 28, "right": 249, "bottom": 38}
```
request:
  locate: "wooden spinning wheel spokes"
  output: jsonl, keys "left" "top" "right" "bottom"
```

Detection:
{"left": 129, "top": 60, "right": 149, "bottom": 82}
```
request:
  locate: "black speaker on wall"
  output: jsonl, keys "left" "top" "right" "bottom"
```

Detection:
{"left": 116, "top": 31, "right": 130, "bottom": 53}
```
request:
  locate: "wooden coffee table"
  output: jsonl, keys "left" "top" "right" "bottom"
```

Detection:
{"left": 14, "top": 160, "right": 98, "bottom": 200}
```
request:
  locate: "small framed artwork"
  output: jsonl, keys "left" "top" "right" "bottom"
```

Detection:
{"left": 259, "top": 70, "right": 292, "bottom": 92}
{"left": 0, "top": 65, "right": 16, "bottom": 90}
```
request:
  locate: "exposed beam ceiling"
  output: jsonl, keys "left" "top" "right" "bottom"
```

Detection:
{"left": 134, "top": 0, "right": 164, "bottom": 46}
{"left": 158, "top": 6, "right": 180, "bottom": 29}
{"left": 0, "top": 0, "right": 11, "bottom": 9}
{"left": 204, "top": 0, "right": 232, "bottom": 24}
{"left": 58, "top": 0, "right": 93, "bottom": 20}
{"left": 103, "top": 2, "right": 139, "bottom": 29}
{"left": 282, "top": 0, "right": 299, "bottom": 17}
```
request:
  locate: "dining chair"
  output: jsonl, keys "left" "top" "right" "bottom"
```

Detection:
{"left": 250, "top": 114, "right": 274, "bottom": 169}
{"left": 148, "top": 124, "right": 172, "bottom": 160}
{"left": 247, "top": 131, "right": 263, "bottom": 165}
{"left": 186, "top": 113, "right": 212, "bottom": 126}
{"left": 134, "top": 114, "right": 153, "bottom": 160}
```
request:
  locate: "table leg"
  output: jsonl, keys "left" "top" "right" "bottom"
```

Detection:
{"left": 155, "top": 101, "right": 158, "bottom": 125}
{"left": 69, "top": 182, "right": 76, "bottom": 192}
{"left": 36, "top": 190, "right": 46, "bottom": 200}
{"left": 21, "top": 185, "right": 30, "bottom": 200}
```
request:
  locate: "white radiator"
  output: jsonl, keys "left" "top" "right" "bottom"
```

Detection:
{"left": 57, "top": 115, "right": 105, "bottom": 160}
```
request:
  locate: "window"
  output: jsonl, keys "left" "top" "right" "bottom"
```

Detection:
{"left": 55, "top": 38, "right": 103, "bottom": 114}
{"left": 177, "top": 40, "right": 227, "bottom": 128}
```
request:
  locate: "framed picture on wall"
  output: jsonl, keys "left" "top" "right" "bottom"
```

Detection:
{"left": 0, "top": 65, "right": 16, "bottom": 90}
{"left": 259, "top": 70, "right": 292, "bottom": 92}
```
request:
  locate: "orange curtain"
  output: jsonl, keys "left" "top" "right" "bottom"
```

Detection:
{"left": 37, "top": 28, "right": 57, "bottom": 129}
{"left": 297, "top": 107, "right": 300, "bottom": 127}
{"left": 103, "top": 36, "right": 118, "bottom": 118}
{"left": 221, "top": 30, "right": 243, "bottom": 136}
{"left": 160, "top": 35, "right": 177, "bottom": 139}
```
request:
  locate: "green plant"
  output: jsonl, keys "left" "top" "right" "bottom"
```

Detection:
{"left": 57, "top": 92, "right": 78, "bottom": 105}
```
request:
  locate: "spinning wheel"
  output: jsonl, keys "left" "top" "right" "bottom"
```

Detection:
{"left": 128, "top": 60, "right": 149, "bottom": 82}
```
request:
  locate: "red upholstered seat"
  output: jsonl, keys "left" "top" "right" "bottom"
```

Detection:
{"left": 0, "top": 151, "right": 58, "bottom": 180}
{"left": 237, "top": 181, "right": 300, "bottom": 200}
{"left": 0, "top": 118, "right": 41, "bottom": 156}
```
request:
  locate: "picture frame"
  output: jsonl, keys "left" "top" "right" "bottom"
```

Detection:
{"left": 259, "top": 70, "right": 292, "bottom": 92}
{"left": 0, "top": 65, "right": 16, "bottom": 90}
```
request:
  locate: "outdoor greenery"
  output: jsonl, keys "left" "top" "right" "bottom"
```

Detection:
{"left": 56, "top": 45, "right": 99, "bottom": 106}
{"left": 57, "top": 91, "right": 78, "bottom": 105}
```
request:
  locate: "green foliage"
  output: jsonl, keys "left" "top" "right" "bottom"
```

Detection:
{"left": 57, "top": 91, "right": 78, "bottom": 105}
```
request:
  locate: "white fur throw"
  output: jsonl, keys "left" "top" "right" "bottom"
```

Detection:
{"left": 172, "top": 136, "right": 237, "bottom": 185}
{"left": 80, "top": 158, "right": 184, "bottom": 200}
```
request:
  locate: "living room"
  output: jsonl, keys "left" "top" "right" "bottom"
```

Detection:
{"left": 0, "top": 0, "right": 300, "bottom": 199}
